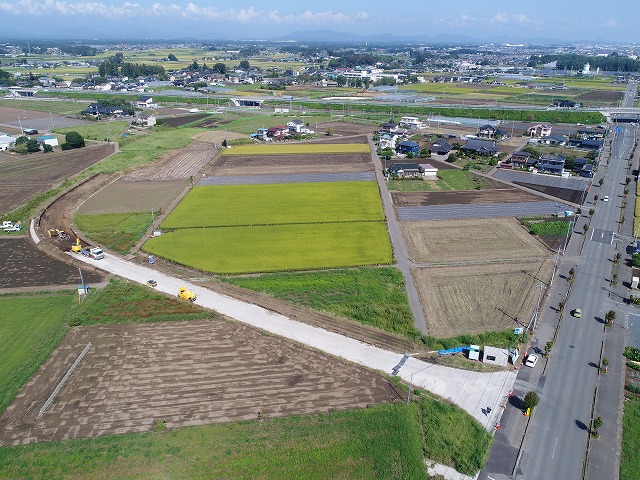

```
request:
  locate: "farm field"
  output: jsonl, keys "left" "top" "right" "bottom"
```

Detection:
{"left": 413, "top": 259, "right": 554, "bottom": 338}
{"left": 74, "top": 212, "right": 152, "bottom": 254}
{"left": 221, "top": 114, "right": 332, "bottom": 134}
{"left": 0, "top": 238, "right": 104, "bottom": 289}
{"left": 53, "top": 121, "right": 130, "bottom": 141}
{"left": 77, "top": 180, "right": 186, "bottom": 214}
{"left": 0, "top": 143, "right": 115, "bottom": 213}
{"left": 160, "top": 182, "right": 384, "bottom": 229}
{"left": 222, "top": 267, "right": 415, "bottom": 336}
{"left": 145, "top": 222, "right": 392, "bottom": 274}
{"left": 222, "top": 143, "right": 370, "bottom": 155}
{"left": 402, "top": 218, "right": 550, "bottom": 264}
{"left": 0, "top": 100, "right": 88, "bottom": 116}
{"left": 0, "top": 292, "right": 75, "bottom": 414}
{"left": 392, "top": 188, "right": 541, "bottom": 206}
{"left": 387, "top": 169, "right": 482, "bottom": 192}
{"left": 621, "top": 396, "right": 640, "bottom": 480}
{"left": 0, "top": 319, "right": 399, "bottom": 446}
{"left": 208, "top": 152, "right": 373, "bottom": 176}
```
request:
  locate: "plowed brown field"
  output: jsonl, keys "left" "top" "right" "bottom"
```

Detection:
{"left": 0, "top": 320, "right": 400, "bottom": 446}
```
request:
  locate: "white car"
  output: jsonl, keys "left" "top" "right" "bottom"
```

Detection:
{"left": 524, "top": 354, "right": 539, "bottom": 368}
{"left": 603, "top": 196, "right": 609, "bottom": 202}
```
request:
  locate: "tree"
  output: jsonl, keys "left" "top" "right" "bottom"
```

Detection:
{"left": 605, "top": 310, "right": 616, "bottom": 327}
{"left": 544, "top": 341, "right": 553, "bottom": 357}
{"left": 589, "top": 208, "right": 595, "bottom": 217}
{"left": 167, "top": 53, "right": 178, "bottom": 62}
{"left": 583, "top": 223, "right": 589, "bottom": 234}
{"left": 239, "top": 60, "right": 250, "bottom": 70}
{"left": 592, "top": 416, "right": 603, "bottom": 437}
{"left": 326, "top": 127, "right": 333, "bottom": 136}
{"left": 13, "top": 143, "right": 27, "bottom": 154}
{"left": 594, "top": 195, "right": 599, "bottom": 202}
{"left": 25, "top": 138, "right": 39, "bottom": 153}
{"left": 598, "top": 178, "right": 604, "bottom": 187}
{"left": 524, "top": 391, "right": 539, "bottom": 411}
{"left": 61, "top": 131, "right": 85, "bottom": 150}
{"left": 336, "top": 75, "right": 347, "bottom": 87}
{"left": 43, "top": 143, "right": 53, "bottom": 153}
{"left": 212, "top": 63, "right": 227, "bottom": 74}
{"left": 221, "top": 138, "right": 228, "bottom": 148}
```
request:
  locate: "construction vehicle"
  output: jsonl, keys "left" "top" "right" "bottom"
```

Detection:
{"left": 3, "top": 221, "right": 21, "bottom": 232}
{"left": 178, "top": 286, "right": 196, "bottom": 302}
{"left": 71, "top": 237, "right": 82, "bottom": 253}
{"left": 80, "top": 247, "right": 104, "bottom": 260}
{"left": 47, "top": 228, "right": 71, "bottom": 240}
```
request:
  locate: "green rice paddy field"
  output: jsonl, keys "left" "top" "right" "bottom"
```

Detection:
{"left": 160, "top": 182, "right": 384, "bottom": 228}
{"left": 145, "top": 222, "right": 392, "bottom": 274}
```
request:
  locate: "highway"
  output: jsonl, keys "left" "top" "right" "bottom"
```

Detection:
{"left": 517, "top": 123, "right": 635, "bottom": 478}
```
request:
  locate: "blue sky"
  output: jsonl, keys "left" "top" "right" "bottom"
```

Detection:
{"left": 0, "top": 0, "right": 638, "bottom": 42}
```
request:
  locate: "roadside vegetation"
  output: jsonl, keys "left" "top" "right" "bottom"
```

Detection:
{"left": 621, "top": 396, "right": 640, "bottom": 480}
{"left": 521, "top": 217, "right": 571, "bottom": 236}
{"left": 67, "top": 278, "right": 210, "bottom": 327}
{"left": 0, "top": 292, "right": 76, "bottom": 414}
{"left": 74, "top": 212, "right": 152, "bottom": 254}
{"left": 222, "top": 267, "right": 415, "bottom": 336}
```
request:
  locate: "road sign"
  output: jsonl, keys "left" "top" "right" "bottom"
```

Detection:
{"left": 616, "top": 127, "right": 621, "bottom": 133}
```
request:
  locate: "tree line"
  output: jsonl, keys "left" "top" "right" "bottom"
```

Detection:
{"left": 98, "top": 54, "right": 166, "bottom": 78}
{"left": 528, "top": 53, "right": 640, "bottom": 72}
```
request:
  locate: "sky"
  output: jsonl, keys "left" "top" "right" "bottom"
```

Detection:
{"left": 0, "top": 0, "right": 638, "bottom": 42}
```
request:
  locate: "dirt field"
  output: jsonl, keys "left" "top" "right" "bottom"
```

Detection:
{"left": 579, "top": 90, "right": 624, "bottom": 103}
{"left": 392, "top": 187, "right": 541, "bottom": 207}
{"left": 0, "top": 143, "right": 116, "bottom": 213}
{"left": 121, "top": 140, "right": 215, "bottom": 181}
{"left": 306, "top": 134, "right": 370, "bottom": 145}
{"left": 0, "top": 320, "right": 401, "bottom": 446}
{"left": 513, "top": 182, "right": 584, "bottom": 204}
{"left": 208, "top": 152, "right": 373, "bottom": 176}
{"left": 77, "top": 180, "right": 187, "bottom": 214}
{"left": 161, "top": 113, "right": 210, "bottom": 128}
{"left": 192, "top": 129, "right": 248, "bottom": 143}
{"left": 0, "top": 238, "right": 104, "bottom": 289}
{"left": 316, "top": 121, "right": 377, "bottom": 137}
{"left": 402, "top": 218, "right": 551, "bottom": 264}
{"left": 413, "top": 259, "right": 554, "bottom": 338}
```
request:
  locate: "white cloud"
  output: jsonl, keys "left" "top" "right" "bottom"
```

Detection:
{"left": 604, "top": 19, "right": 617, "bottom": 28}
{"left": 432, "top": 12, "right": 534, "bottom": 28}
{"left": 0, "top": 0, "right": 369, "bottom": 24}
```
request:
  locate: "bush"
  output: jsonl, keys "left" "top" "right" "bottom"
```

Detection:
{"left": 625, "top": 383, "right": 640, "bottom": 394}
{"left": 625, "top": 346, "right": 640, "bottom": 362}
{"left": 61, "top": 131, "right": 85, "bottom": 150}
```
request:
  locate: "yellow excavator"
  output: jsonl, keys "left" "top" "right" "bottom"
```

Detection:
{"left": 71, "top": 237, "right": 82, "bottom": 253}
{"left": 178, "top": 287, "right": 196, "bottom": 302}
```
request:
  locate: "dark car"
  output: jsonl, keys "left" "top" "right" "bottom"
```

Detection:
{"left": 23, "top": 128, "right": 38, "bottom": 135}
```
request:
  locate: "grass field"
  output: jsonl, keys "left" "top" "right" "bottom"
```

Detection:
{"left": 222, "top": 114, "right": 332, "bottom": 134}
{"left": 0, "top": 402, "right": 428, "bottom": 480}
{"left": 54, "top": 121, "right": 130, "bottom": 142}
{"left": 145, "top": 222, "right": 392, "bottom": 274}
{"left": 522, "top": 219, "right": 570, "bottom": 236}
{"left": 74, "top": 212, "right": 152, "bottom": 254}
{"left": 85, "top": 126, "right": 204, "bottom": 175}
{"left": 621, "top": 396, "right": 640, "bottom": 480}
{"left": 68, "top": 279, "right": 210, "bottom": 326}
{"left": 0, "top": 99, "right": 87, "bottom": 115}
{"left": 222, "top": 267, "right": 416, "bottom": 336}
{"left": 161, "top": 182, "right": 384, "bottom": 229}
{"left": 387, "top": 170, "right": 481, "bottom": 192}
{"left": 222, "top": 143, "right": 370, "bottom": 155}
{"left": 0, "top": 292, "right": 75, "bottom": 414}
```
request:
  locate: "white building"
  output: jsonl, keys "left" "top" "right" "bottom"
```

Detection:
{"left": 399, "top": 116, "right": 423, "bottom": 129}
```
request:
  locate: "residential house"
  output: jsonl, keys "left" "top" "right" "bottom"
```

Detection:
{"left": 430, "top": 138, "right": 453, "bottom": 155}
{"left": 380, "top": 122, "right": 399, "bottom": 133}
{"left": 379, "top": 132, "right": 398, "bottom": 149}
{"left": 478, "top": 124, "right": 509, "bottom": 139}
{"left": 419, "top": 163, "right": 438, "bottom": 179}
{"left": 527, "top": 124, "right": 552, "bottom": 137}
{"left": 84, "top": 103, "right": 123, "bottom": 117}
{"left": 396, "top": 140, "right": 420, "bottom": 156}
{"left": 388, "top": 162, "right": 422, "bottom": 178}
{"left": 251, "top": 128, "right": 270, "bottom": 141}
{"left": 509, "top": 150, "right": 531, "bottom": 168}
{"left": 266, "top": 126, "right": 289, "bottom": 139}
{"left": 538, "top": 134, "right": 567, "bottom": 146}
{"left": 136, "top": 112, "right": 157, "bottom": 127}
{"left": 572, "top": 157, "right": 589, "bottom": 173}
{"left": 579, "top": 139, "right": 604, "bottom": 151}
{"left": 136, "top": 95, "right": 156, "bottom": 108}
{"left": 576, "top": 128, "right": 605, "bottom": 140}
{"left": 36, "top": 135, "right": 58, "bottom": 147}
{"left": 287, "top": 119, "right": 305, "bottom": 133}
{"left": 0, "top": 133, "right": 15, "bottom": 151}
{"left": 580, "top": 164, "right": 595, "bottom": 178}
{"left": 536, "top": 153, "right": 565, "bottom": 175}
{"left": 460, "top": 139, "right": 499, "bottom": 156}
{"left": 399, "top": 116, "right": 423, "bottom": 129}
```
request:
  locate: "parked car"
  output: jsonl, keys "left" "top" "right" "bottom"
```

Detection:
{"left": 573, "top": 308, "right": 582, "bottom": 318}
{"left": 603, "top": 196, "right": 609, "bottom": 202}
{"left": 524, "top": 354, "right": 539, "bottom": 368}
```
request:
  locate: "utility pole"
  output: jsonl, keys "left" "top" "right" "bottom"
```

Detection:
{"left": 529, "top": 283, "right": 545, "bottom": 332}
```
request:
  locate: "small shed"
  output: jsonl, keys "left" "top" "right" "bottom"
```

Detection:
{"left": 468, "top": 345, "right": 481, "bottom": 361}
{"left": 482, "top": 346, "right": 509, "bottom": 367}
{"left": 36, "top": 135, "right": 59, "bottom": 147}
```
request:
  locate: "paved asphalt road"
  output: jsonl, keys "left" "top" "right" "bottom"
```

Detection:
{"left": 516, "top": 123, "right": 636, "bottom": 479}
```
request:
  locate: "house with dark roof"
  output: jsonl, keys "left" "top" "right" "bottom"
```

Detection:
{"left": 84, "top": 103, "right": 123, "bottom": 116}
{"left": 266, "top": 126, "right": 289, "bottom": 139}
{"left": 478, "top": 124, "right": 509, "bottom": 139}
{"left": 580, "top": 164, "right": 595, "bottom": 177}
{"left": 396, "top": 140, "right": 420, "bottom": 156}
{"left": 509, "top": 150, "right": 531, "bottom": 168}
{"left": 388, "top": 162, "right": 422, "bottom": 178}
{"left": 380, "top": 122, "right": 398, "bottom": 133}
{"left": 136, "top": 95, "right": 155, "bottom": 108}
{"left": 460, "top": 139, "right": 499, "bottom": 156}
{"left": 572, "top": 157, "right": 589, "bottom": 172}
{"left": 579, "top": 139, "right": 604, "bottom": 151}
{"left": 536, "top": 153, "right": 565, "bottom": 175}
{"left": 538, "top": 134, "right": 567, "bottom": 146}
{"left": 287, "top": 119, "right": 305, "bottom": 133}
{"left": 430, "top": 138, "right": 453, "bottom": 155}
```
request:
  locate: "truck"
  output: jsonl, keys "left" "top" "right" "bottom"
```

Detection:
{"left": 80, "top": 247, "right": 104, "bottom": 260}
{"left": 178, "top": 286, "right": 196, "bottom": 302}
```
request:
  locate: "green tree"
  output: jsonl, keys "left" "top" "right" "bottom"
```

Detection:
{"left": 221, "top": 138, "right": 228, "bottom": 148}
{"left": 13, "top": 143, "right": 27, "bottom": 154}
{"left": 43, "top": 143, "right": 53, "bottom": 153}
{"left": 212, "top": 62, "right": 227, "bottom": 74}
{"left": 524, "top": 391, "right": 539, "bottom": 411}
{"left": 167, "top": 53, "right": 178, "bottom": 62}
{"left": 598, "top": 178, "right": 604, "bottom": 187}
{"left": 336, "top": 75, "right": 347, "bottom": 87}
{"left": 25, "top": 138, "right": 40, "bottom": 152}
{"left": 61, "top": 131, "right": 85, "bottom": 150}
{"left": 544, "top": 341, "right": 554, "bottom": 357}
{"left": 605, "top": 310, "right": 616, "bottom": 327}
{"left": 589, "top": 208, "right": 595, "bottom": 217}
{"left": 239, "top": 60, "right": 250, "bottom": 70}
